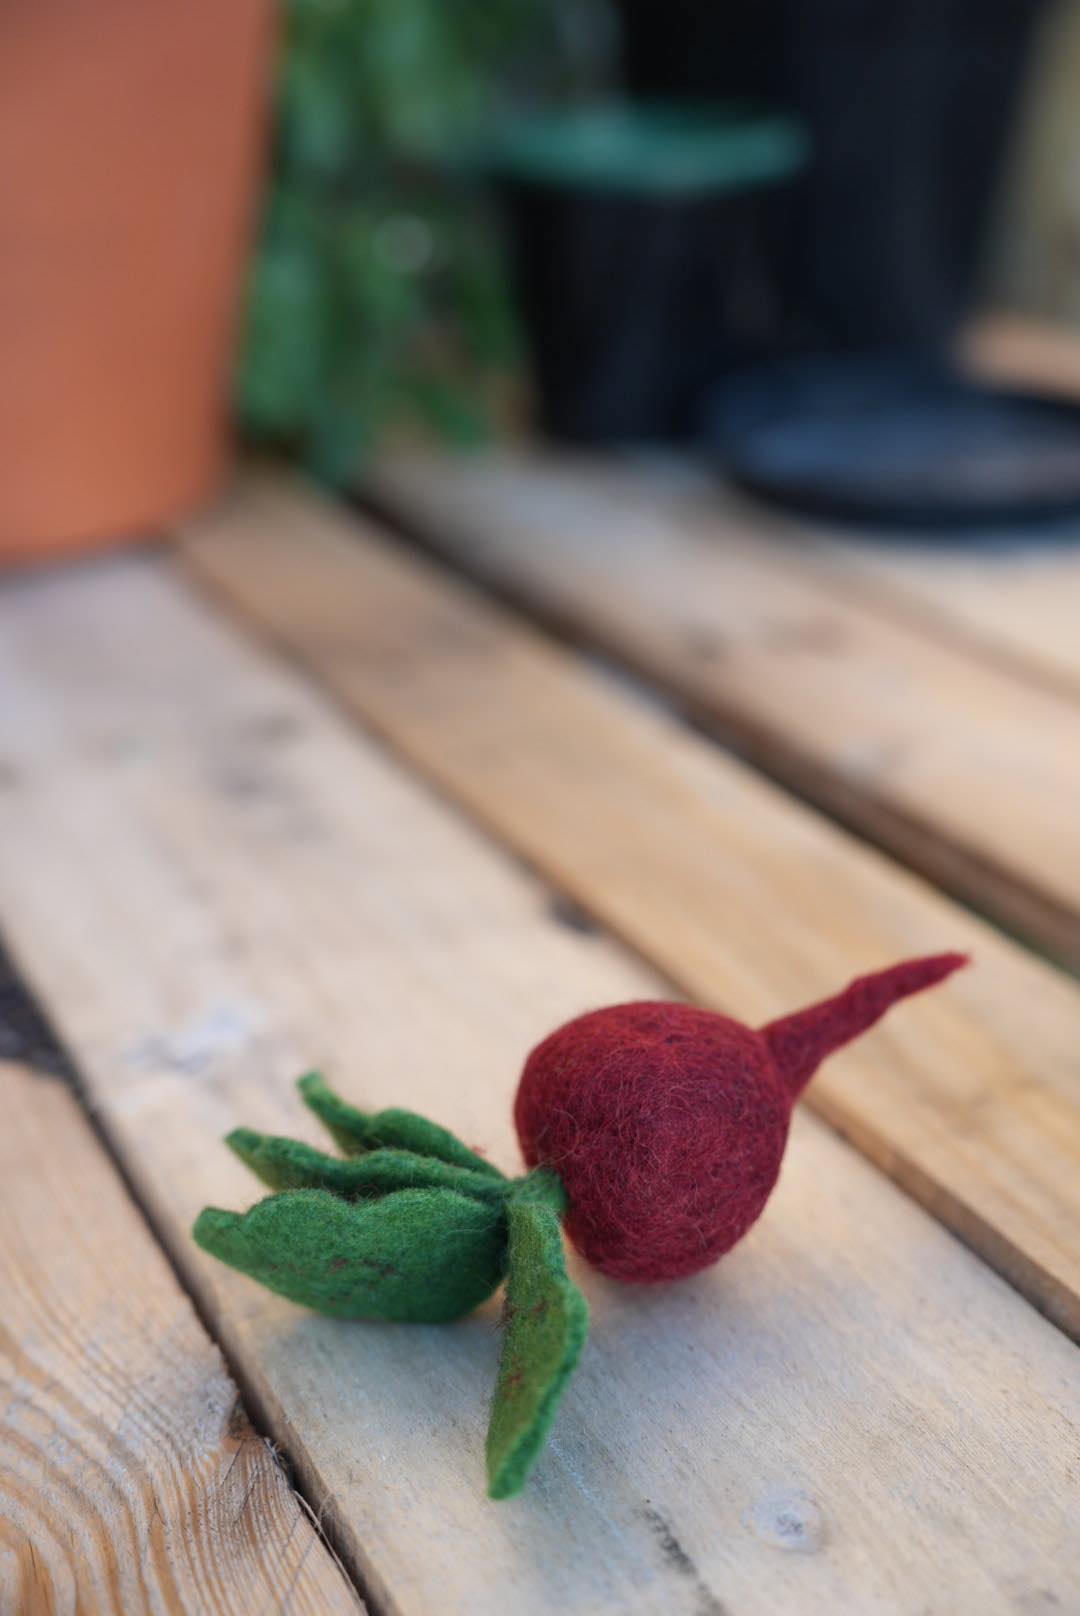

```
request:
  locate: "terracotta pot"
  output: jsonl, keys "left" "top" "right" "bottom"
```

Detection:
{"left": 0, "top": 0, "right": 273, "bottom": 564}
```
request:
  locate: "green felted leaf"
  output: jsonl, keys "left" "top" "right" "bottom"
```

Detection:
{"left": 297, "top": 1071, "right": 504, "bottom": 1178}
{"left": 193, "top": 1186, "right": 507, "bottom": 1323}
{"left": 486, "top": 1172, "right": 588, "bottom": 1499}
{"left": 226, "top": 1128, "right": 508, "bottom": 1205}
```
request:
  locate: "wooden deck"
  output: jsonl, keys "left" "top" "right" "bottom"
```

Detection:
{"left": 1, "top": 456, "right": 1077, "bottom": 1613}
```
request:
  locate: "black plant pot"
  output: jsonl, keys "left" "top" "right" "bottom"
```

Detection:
{"left": 617, "top": 1, "right": 786, "bottom": 103}
{"left": 494, "top": 103, "right": 806, "bottom": 443}
{"left": 616, "top": 0, "right": 1048, "bottom": 348}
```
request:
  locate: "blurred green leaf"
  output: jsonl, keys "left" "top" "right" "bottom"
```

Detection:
{"left": 236, "top": 0, "right": 617, "bottom": 477}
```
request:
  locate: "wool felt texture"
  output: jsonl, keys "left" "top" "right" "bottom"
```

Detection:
{"left": 226, "top": 1128, "right": 506, "bottom": 1204}
{"left": 298, "top": 1071, "right": 502, "bottom": 1177}
{"left": 762, "top": 952, "right": 967, "bottom": 1097}
{"left": 486, "top": 1172, "right": 588, "bottom": 1501}
{"left": 194, "top": 953, "right": 965, "bottom": 1497}
{"left": 514, "top": 952, "right": 968, "bottom": 1284}
{"left": 193, "top": 1186, "right": 508, "bottom": 1322}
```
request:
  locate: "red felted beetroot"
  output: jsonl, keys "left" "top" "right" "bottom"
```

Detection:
{"left": 196, "top": 948, "right": 967, "bottom": 1499}
{"left": 514, "top": 952, "right": 968, "bottom": 1283}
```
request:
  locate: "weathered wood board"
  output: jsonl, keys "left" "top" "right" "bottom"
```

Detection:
{"left": 0, "top": 1059, "right": 359, "bottom": 1614}
{"left": 182, "top": 474, "right": 1080, "bottom": 1340}
{"left": 365, "top": 451, "right": 1080, "bottom": 966}
{"left": 811, "top": 519, "right": 1080, "bottom": 698}
{"left": 0, "top": 553, "right": 1075, "bottom": 1615}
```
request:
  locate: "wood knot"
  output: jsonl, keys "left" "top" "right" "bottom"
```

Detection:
{"left": 746, "top": 1487, "right": 826, "bottom": 1554}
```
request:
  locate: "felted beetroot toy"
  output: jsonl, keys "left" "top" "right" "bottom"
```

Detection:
{"left": 194, "top": 951, "right": 965, "bottom": 1497}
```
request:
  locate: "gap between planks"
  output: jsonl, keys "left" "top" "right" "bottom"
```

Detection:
{"left": 364, "top": 450, "right": 1080, "bottom": 970}
{"left": 0, "top": 549, "right": 1076, "bottom": 1614}
{"left": 0, "top": 1057, "right": 361, "bottom": 1615}
{"left": 180, "top": 471, "right": 1080, "bottom": 1341}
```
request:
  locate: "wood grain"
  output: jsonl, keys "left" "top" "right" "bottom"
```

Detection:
{"left": 180, "top": 473, "right": 1080, "bottom": 1339}
{"left": 365, "top": 450, "right": 1080, "bottom": 967}
{"left": 0, "top": 550, "right": 1077, "bottom": 1615}
{"left": 0, "top": 1060, "right": 360, "bottom": 1614}
{"left": 811, "top": 500, "right": 1080, "bottom": 699}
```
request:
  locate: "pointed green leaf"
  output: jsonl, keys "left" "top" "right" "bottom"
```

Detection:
{"left": 486, "top": 1175, "right": 588, "bottom": 1499}
{"left": 297, "top": 1071, "right": 504, "bottom": 1178}
{"left": 226, "top": 1128, "right": 506, "bottom": 1204}
{"left": 293, "top": 1071, "right": 377, "bottom": 1154}
{"left": 194, "top": 1186, "right": 507, "bottom": 1323}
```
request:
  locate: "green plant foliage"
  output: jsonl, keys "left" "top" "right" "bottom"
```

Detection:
{"left": 237, "top": 0, "right": 617, "bottom": 479}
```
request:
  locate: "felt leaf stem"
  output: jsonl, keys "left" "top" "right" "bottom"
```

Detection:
{"left": 194, "top": 1073, "right": 589, "bottom": 1492}
{"left": 298, "top": 1070, "right": 503, "bottom": 1177}
{"left": 486, "top": 1172, "right": 589, "bottom": 1500}
{"left": 226, "top": 1128, "right": 506, "bottom": 1203}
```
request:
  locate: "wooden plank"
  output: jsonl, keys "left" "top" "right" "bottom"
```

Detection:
{"left": 785, "top": 316, "right": 1080, "bottom": 696}
{"left": 0, "top": 554, "right": 1077, "bottom": 1616}
{"left": 364, "top": 450, "right": 1080, "bottom": 967}
{"left": 0, "top": 1058, "right": 359, "bottom": 1614}
{"left": 961, "top": 315, "right": 1080, "bottom": 406}
{"left": 181, "top": 473, "right": 1080, "bottom": 1340}
{"left": 810, "top": 511, "right": 1080, "bottom": 700}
